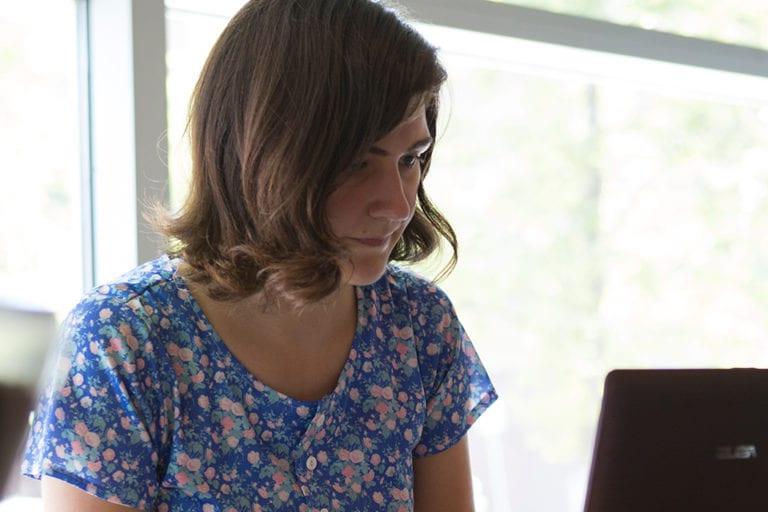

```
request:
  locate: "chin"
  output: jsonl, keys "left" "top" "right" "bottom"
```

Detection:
{"left": 341, "top": 256, "right": 390, "bottom": 286}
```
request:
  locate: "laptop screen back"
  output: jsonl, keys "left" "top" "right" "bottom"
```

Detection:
{"left": 584, "top": 369, "right": 768, "bottom": 511}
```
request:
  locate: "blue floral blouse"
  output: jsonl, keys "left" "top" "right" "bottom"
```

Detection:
{"left": 22, "top": 254, "right": 497, "bottom": 511}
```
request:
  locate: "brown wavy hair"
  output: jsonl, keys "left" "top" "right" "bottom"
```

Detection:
{"left": 149, "top": 0, "right": 458, "bottom": 309}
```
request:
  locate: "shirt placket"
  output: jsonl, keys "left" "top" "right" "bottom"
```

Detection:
{"left": 293, "top": 404, "right": 334, "bottom": 512}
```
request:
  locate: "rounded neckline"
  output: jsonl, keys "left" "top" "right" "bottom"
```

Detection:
{"left": 167, "top": 255, "right": 368, "bottom": 407}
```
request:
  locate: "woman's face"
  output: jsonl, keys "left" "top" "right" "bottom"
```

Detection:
{"left": 327, "top": 104, "right": 433, "bottom": 286}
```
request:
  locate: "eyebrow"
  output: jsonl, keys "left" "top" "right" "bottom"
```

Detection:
{"left": 369, "top": 136, "right": 434, "bottom": 157}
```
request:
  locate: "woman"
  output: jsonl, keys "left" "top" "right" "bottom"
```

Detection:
{"left": 22, "top": 0, "right": 498, "bottom": 510}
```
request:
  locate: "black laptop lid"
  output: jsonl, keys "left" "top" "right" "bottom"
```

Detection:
{"left": 584, "top": 369, "right": 768, "bottom": 512}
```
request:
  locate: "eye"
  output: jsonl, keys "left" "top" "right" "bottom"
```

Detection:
{"left": 401, "top": 153, "right": 427, "bottom": 169}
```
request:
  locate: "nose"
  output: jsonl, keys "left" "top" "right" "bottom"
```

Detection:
{"left": 367, "top": 162, "right": 413, "bottom": 222}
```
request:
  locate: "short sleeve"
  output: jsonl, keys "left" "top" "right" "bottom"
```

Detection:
{"left": 22, "top": 294, "right": 168, "bottom": 510}
{"left": 412, "top": 286, "right": 498, "bottom": 458}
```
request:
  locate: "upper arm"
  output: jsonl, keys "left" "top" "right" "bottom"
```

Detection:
{"left": 413, "top": 436, "right": 475, "bottom": 512}
{"left": 42, "top": 476, "right": 145, "bottom": 512}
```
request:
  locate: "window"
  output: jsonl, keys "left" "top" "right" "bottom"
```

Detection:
{"left": 491, "top": 0, "right": 768, "bottom": 50}
{"left": 0, "top": 1, "right": 82, "bottom": 318}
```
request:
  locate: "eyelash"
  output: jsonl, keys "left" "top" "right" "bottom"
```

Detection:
{"left": 351, "top": 153, "right": 427, "bottom": 172}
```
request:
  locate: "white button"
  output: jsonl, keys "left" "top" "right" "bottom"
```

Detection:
{"left": 320, "top": 509, "right": 329, "bottom": 512}
{"left": 301, "top": 485, "right": 310, "bottom": 496}
{"left": 306, "top": 455, "right": 318, "bottom": 470}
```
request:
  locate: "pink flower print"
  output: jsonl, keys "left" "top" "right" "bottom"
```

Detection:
{"left": 74, "top": 421, "right": 88, "bottom": 437}
{"left": 426, "top": 342, "right": 439, "bottom": 356}
{"left": 341, "top": 465, "right": 354, "bottom": 478}
{"left": 103, "top": 448, "right": 116, "bottom": 462}
{"left": 98, "top": 308, "right": 112, "bottom": 320}
{"left": 385, "top": 419, "right": 396, "bottom": 430}
{"left": 197, "top": 395, "right": 210, "bottom": 409}
{"left": 338, "top": 448, "right": 349, "bottom": 461}
{"left": 79, "top": 396, "right": 93, "bottom": 408}
{"left": 349, "top": 450, "right": 364, "bottom": 464}
{"left": 197, "top": 482, "right": 209, "bottom": 493}
{"left": 370, "top": 453, "right": 381, "bottom": 465}
{"left": 178, "top": 347, "right": 194, "bottom": 362}
{"left": 113, "top": 470, "right": 125, "bottom": 482}
{"left": 205, "top": 467, "right": 216, "bottom": 479}
{"left": 373, "top": 492, "right": 385, "bottom": 505}
{"left": 316, "top": 450, "right": 328, "bottom": 464}
{"left": 191, "top": 371, "right": 204, "bottom": 384}
{"left": 175, "top": 471, "right": 189, "bottom": 486}
{"left": 118, "top": 323, "right": 132, "bottom": 337}
{"left": 219, "top": 397, "right": 233, "bottom": 412}
{"left": 84, "top": 432, "right": 101, "bottom": 448}
{"left": 55, "top": 445, "right": 66, "bottom": 458}
{"left": 227, "top": 436, "right": 239, "bottom": 448}
{"left": 106, "top": 428, "right": 117, "bottom": 441}
{"left": 363, "top": 470, "right": 374, "bottom": 482}
{"left": 363, "top": 437, "right": 372, "bottom": 449}
{"left": 247, "top": 451, "right": 260, "bottom": 465}
{"left": 200, "top": 354, "right": 209, "bottom": 367}
{"left": 365, "top": 419, "right": 377, "bottom": 430}
{"left": 296, "top": 406, "right": 310, "bottom": 417}
{"left": 220, "top": 416, "right": 234, "bottom": 431}
{"left": 122, "top": 362, "right": 136, "bottom": 374}
{"left": 177, "top": 452, "right": 189, "bottom": 466}
{"left": 404, "top": 429, "right": 414, "bottom": 442}
{"left": 87, "top": 460, "right": 102, "bottom": 473}
{"left": 243, "top": 428, "right": 255, "bottom": 439}
{"left": 272, "top": 471, "right": 285, "bottom": 486}
{"left": 371, "top": 385, "right": 382, "bottom": 398}
{"left": 72, "top": 373, "right": 84, "bottom": 386}
{"left": 186, "top": 458, "right": 201, "bottom": 472}
{"left": 59, "top": 386, "right": 71, "bottom": 398}
{"left": 395, "top": 342, "right": 409, "bottom": 356}
{"left": 396, "top": 407, "right": 406, "bottom": 419}
{"left": 257, "top": 487, "right": 269, "bottom": 499}
{"left": 166, "top": 343, "right": 179, "bottom": 357}
{"left": 381, "top": 386, "right": 393, "bottom": 400}
{"left": 349, "top": 388, "right": 360, "bottom": 401}
{"left": 71, "top": 440, "right": 84, "bottom": 456}
{"left": 160, "top": 317, "right": 171, "bottom": 329}
{"left": 351, "top": 482, "right": 362, "bottom": 494}
{"left": 203, "top": 504, "right": 215, "bottom": 512}
{"left": 54, "top": 407, "right": 65, "bottom": 421}
{"left": 375, "top": 401, "right": 388, "bottom": 415}
{"left": 390, "top": 487, "right": 410, "bottom": 501}
{"left": 126, "top": 335, "right": 139, "bottom": 351}
{"left": 260, "top": 430, "right": 272, "bottom": 442}
{"left": 231, "top": 402, "right": 245, "bottom": 416}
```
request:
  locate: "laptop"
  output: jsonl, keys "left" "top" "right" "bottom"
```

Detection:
{"left": 584, "top": 369, "right": 768, "bottom": 511}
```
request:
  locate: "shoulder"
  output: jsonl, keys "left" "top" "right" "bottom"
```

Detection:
{"left": 71, "top": 254, "right": 182, "bottom": 330}
{"left": 382, "top": 263, "right": 458, "bottom": 334}
{"left": 382, "top": 263, "right": 453, "bottom": 312}
{"left": 57, "top": 255, "right": 185, "bottom": 371}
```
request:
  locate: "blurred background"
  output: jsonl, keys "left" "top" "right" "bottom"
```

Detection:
{"left": 2, "top": 0, "right": 768, "bottom": 510}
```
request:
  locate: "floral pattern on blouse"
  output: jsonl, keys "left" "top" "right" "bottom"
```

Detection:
{"left": 22, "top": 254, "right": 498, "bottom": 511}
